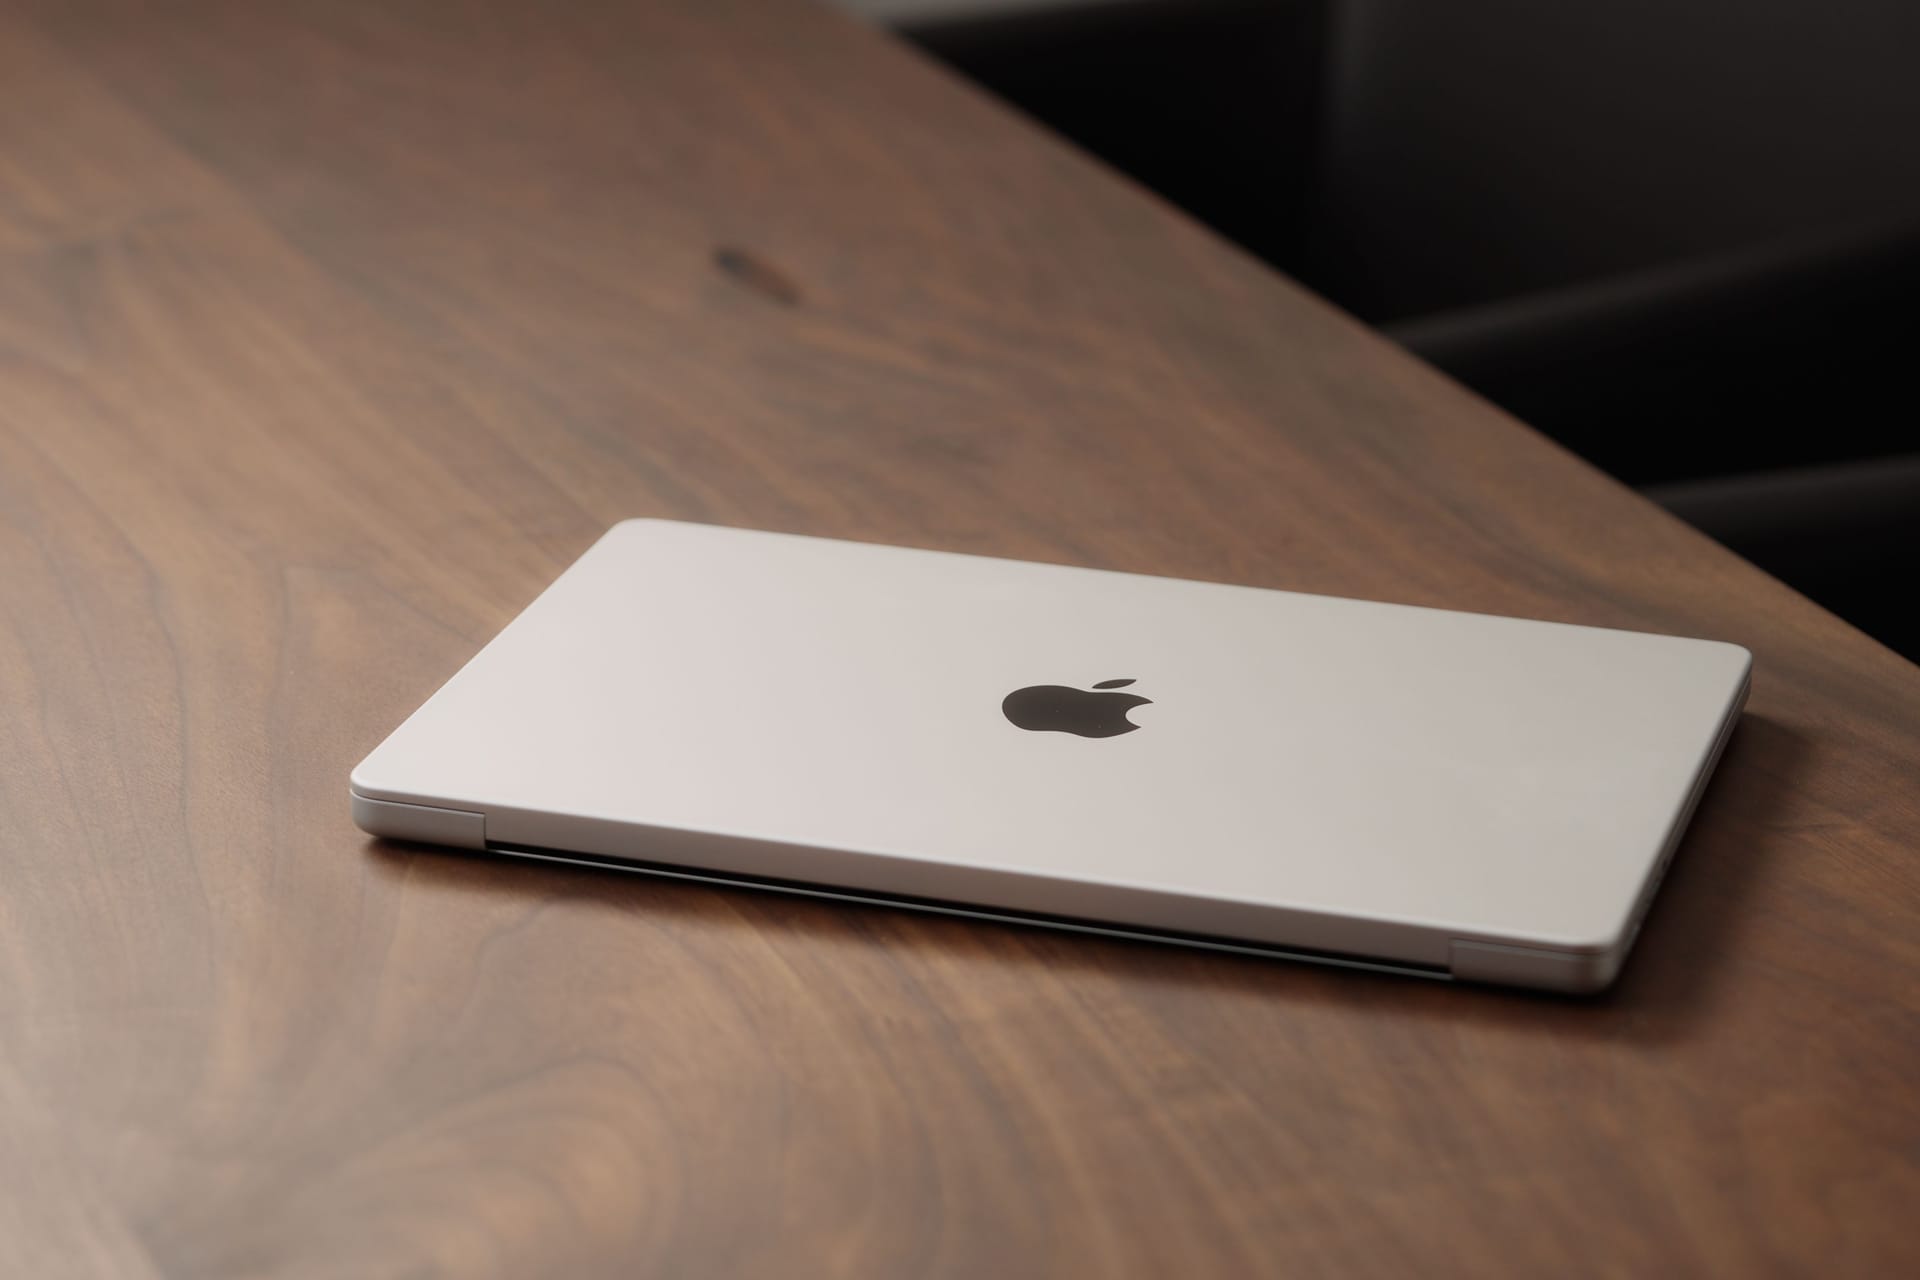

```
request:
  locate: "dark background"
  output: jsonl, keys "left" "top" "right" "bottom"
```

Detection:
{"left": 886, "top": 0, "right": 1920, "bottom": 658}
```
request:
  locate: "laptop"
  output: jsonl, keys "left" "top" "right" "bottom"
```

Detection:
{"left": 350, "top": 519, "right": 1749, "bottom": 992}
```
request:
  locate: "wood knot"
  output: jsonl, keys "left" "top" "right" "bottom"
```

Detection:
{"left": 713, "top": 246, "right": 801, "bottom": 306}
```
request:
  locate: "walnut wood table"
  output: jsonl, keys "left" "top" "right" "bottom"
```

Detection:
{"left": 3, "top": 2, "right": 1916, "bottom": 1275}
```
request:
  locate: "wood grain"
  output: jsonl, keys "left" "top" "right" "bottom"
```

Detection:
{"left": 1, "top": 1, "right": 1916, "bottom": 1276}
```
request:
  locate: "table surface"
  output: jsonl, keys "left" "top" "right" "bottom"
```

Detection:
{"left": 3, "top": 1, "right": 1918, "bottom": 1276}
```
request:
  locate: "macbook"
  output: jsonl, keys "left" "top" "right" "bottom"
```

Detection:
{"left": 351, "top": 520, "right": 1749, "bottom": 992}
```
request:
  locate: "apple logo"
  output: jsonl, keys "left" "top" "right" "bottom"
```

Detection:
{"left": 1002, "top": 678, "right": 1151, "bottom": 738}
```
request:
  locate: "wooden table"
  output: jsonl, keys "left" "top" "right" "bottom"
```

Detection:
{"left": 3, "top": 1, "right": 1917, "bottom": 1275}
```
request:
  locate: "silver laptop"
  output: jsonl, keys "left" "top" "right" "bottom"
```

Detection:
{"left": 351, "top": 520, "right": 1749, "bottom": 992}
